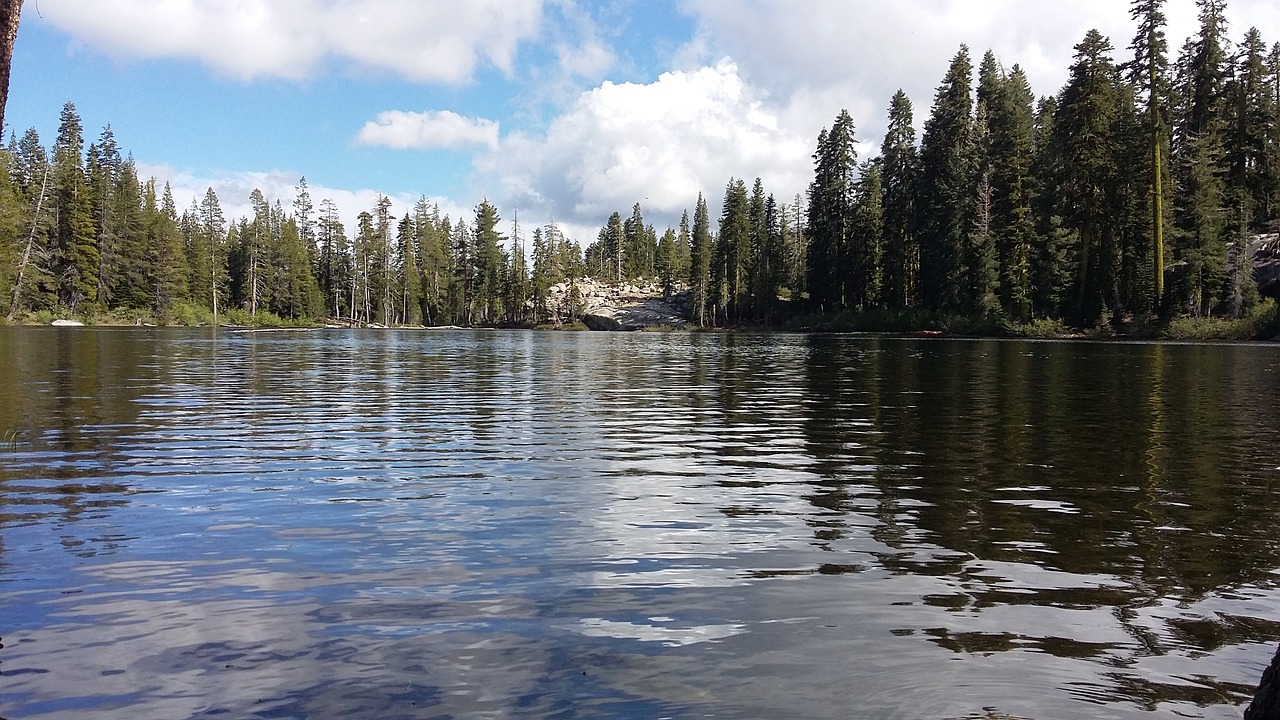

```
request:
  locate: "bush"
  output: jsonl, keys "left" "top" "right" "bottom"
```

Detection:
{"left": 171, "top": 302, "right": 213, "bottom": 327}
{"left": 1005, "top": 317, "right": 1073, "bottom": 338}
{"left": 1164, "top": 299, "right": 1279, "bottom": 341}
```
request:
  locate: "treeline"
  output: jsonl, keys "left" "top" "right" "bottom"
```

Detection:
{"left": 0, "top": 102, "right": 592, "bottom": 326}
{"left": 1, "top": 0, "right": 1278, "bottom": 331}
{"left": 563, "top": 0, "right": 1280, "bottom": 330}
{"left": 701, "top": 0, "right": 1280, "bottom": 327}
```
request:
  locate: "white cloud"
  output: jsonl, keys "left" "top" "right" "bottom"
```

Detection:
{"left": 476, "top": 58, "right": 811, "bottom": 236}
{"left": 678, "top": 0, "right": 1280, "bottom": 149}
{"left": 37, "top": 0, "right": 544, "bottom": 82}
{"left": 356, "top": 111, "right": 500, "bottom": 151}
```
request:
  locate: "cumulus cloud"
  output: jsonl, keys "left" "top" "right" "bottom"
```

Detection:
{"left": 476, "top": 58, "right": 811, "bottom": 235}
{"left": 35, "top": 0, "right": 543, "bottom": 82}
{"left": 356, "top": 111, "right": 500, "bottom": 151}
{"left": 679, "top": 0, "right": 1280, "bottom": 148}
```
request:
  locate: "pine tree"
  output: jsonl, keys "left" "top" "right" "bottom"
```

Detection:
{"left": 989, "top": 66, "right": 1037, "bottom": 320}
{"left": 110, "top": 155, "right": 146, "bottom": 310}
{"left": 317, "top": 198, "right": 349, "bottom": 319}
{"left": 757, "top": 193, "right": 785, "bottom": 318}
{"left": 1127, "top": 0, "right": 1172, "bottom": 308}
{"left": 293, "top": 177, "right": 318, "bottom": 279}
{"left": 1171, "top": 1, "right": 1230, "bottom": 316}
{"left": 197, "top": 187, "right": 226, "bottom": 319}
{"left": 1221, "top": 28, "right": 1272, "bottom": 315}
{"left": 414, "top": 198, "right": 449, "bottom": 325}
{"left": 880, "top": 90, "right": 920, "bottom": 308}
{"left": 717, "top": 177, "right": 751, "bottom": 321}
{"left": 968, "top": 80, "right": 998, "bottom": 313}
{"left": 472, "top": 199, "right": 505, "bottom": 324}
{"left": 146, "top": 181, "right": 187, "bottom": 319}
{"left": 689, "top": 194, "right": 712, "bottom": 325}
{"left": 86, "top": 125, "right": 121, "bottom": 307}
{"left": 1056, "top": 30, "right": 1121, "bottom": 324}
{"left": 849, "top": 162, "right": 884, "bottom": 310}
{"left": 806, "top": 110, "right": 858, "bottom": 311}
{"left": 917, "top": 47, "right": 975, "bottom": 312}
{"left": 353, "top": 211, "right": 375, "bottom": 323}
{"left": 530, "top": 226, "right": 551, "bottom": 323}
{"left": 448, "top": 218, "right": 472, "bottom": 325}
{"left": 507, "top": 213, "right": 528, "bottom": 324}
{"left": 52, "top": 102, "right": 97, "bottom": 312}
{"left": 656, "top": 227, "right": 678, "bottom": 300}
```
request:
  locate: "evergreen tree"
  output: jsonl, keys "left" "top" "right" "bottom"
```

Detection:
{"left": 967, "top": 89, "right": 999, "bottom": 312}
{"left": 146, "top": 181, "right": 186, "bottom": 319}
{"left": 317, "top": 198, "right": 349, "bottom": 319}
{"left": 717, "top": 177, "right": 751, "bottom": 321}
{"left": 674, "top": 209, "right": 691, "bottom": 284}
{"left": 989, "top": 66, "right": 1037, "bottom": 319}
{"left": 756, "top": 192, "right": 785, "bottom": 318}
{"left": 6, "top": 129, "right": 55, "bottom": 317}
{"left": 110, "top": 155, "right": 146, "bottom": 309}
{"left": 806, "top": 110, "right": 858, "bottom": 311}
{"left": 392, "top": 213, "right": 419, "bottom": 324}
{"left": 448, "top": 218, "right": 472, "bottom": 325}
{"left": 848, "top": 162, "right": 884, "bottom": 310}
{"left": 52, "top": 102, "right": 97, "bottom": 312}
{"left": 472, "top": 199, "right": 505, "bottom": 324}
{"left": 689, "top": 194, "right": 712, "bottom": 325}
{"left": 293, "top": 177, "right": 317, "bottom": 278}
{"left": 507, "top": 213, "right": 528, "bottom": 324}
{"left": 1056, "top": 30, "right": 1121, "bottom": 324}
{"left": 656, "top": 227, "right": 678, "bottom": 300}
{"left": 1127, "top": 0, "right": 1172, "bottom": 308}
{"left": 917, "top": 47, "right": 975, "bottom": 311}
{"left": 530, "top": 226, "right": 551, "bottom": 323}
{"left": 1219, "top": 28, "right": 1272, "bottom": 315}
{"left": 353, "top": 210, "right": 375, "bottom": 322}
{"left": 880, "top": 90, "right": 920, "bottom": 309}
{"left": 414, "top": 198, "right": 449, "bottom": 325}
{"left": 1171, "top": 2, "right": 1230, "bottom": 316}
{"left": 193, "top": 188, "right": 224, "bottom": 318}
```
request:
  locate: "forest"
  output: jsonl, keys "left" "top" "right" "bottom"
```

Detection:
{"left": 0, "top": 0, "right": 1278, "bottom": 335}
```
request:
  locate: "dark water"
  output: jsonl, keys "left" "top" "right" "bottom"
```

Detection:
{"left": 0, "top": 328, "right": 1278, "bottom": 719}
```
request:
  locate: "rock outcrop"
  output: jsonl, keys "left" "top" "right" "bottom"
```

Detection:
{"left": 547, "top": 279, "right": 690, "bottom": 330}
{"left": 1245, "top": 643, "right": 1280, "bottom": 720}
{"left": 1253, "top": 234, "right": 1280, "bottom": 300}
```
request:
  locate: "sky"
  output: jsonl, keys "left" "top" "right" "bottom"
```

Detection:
{"left": 9, "top": 0, "right": 1280, "bottom": 245}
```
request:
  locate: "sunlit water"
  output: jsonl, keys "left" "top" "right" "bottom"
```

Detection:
{"left": 0, "top": 328, "right": 1278, "bottom": 719}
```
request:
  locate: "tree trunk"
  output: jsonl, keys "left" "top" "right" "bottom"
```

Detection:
{"left": 0, "top": 0, "right": 21, "bottom": 133}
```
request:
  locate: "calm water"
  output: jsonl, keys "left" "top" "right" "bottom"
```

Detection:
{"left": 0, "top": 328, "right": 1278, "bottom": 719}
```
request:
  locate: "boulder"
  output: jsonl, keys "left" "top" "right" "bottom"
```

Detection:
{"left": 1246, "top": 643, "right": 1280, "bottom": 719}
{"left": 582, "top": 313, "right": 622, "bottom": 331}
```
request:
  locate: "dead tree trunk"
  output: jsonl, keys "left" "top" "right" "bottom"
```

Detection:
{"left": 6, "top": 161, "right": 47, "bottom": 321}
{"left": 0, "top": 0, "right": 23, "bottom": 133}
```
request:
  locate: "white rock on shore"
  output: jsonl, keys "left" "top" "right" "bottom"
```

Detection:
{"left": 547, "top": 278, "right": 690, "bottom": 330}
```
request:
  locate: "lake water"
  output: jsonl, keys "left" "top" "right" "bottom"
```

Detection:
{"left": 0, "top": 327, "right": 1278, "bottom": 719}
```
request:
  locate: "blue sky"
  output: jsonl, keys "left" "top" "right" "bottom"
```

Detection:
{"left": 9, "top": 0, "right": 1280, "bottom": 243}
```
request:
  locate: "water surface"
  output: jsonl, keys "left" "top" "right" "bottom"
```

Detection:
{"left": 1, "top": 328, "right": 1278, "bottom": 718}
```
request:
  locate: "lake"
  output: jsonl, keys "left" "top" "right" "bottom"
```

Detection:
{"left": 0, "top": 327, "right": 1278, "bottom": 719}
